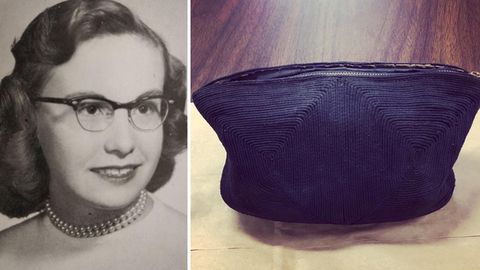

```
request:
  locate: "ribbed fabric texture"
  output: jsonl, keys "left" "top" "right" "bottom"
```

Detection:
{"left": 193, "top": 63, "right": 480, "bottom": 224}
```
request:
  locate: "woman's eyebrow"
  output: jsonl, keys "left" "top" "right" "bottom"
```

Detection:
{"left": 63, "top": 89, "right": 163, "bottom": 100}
{"left": 64, "top": 91, "right": 105, "bottom": 99}
{"left": 136, "top": 89, "right": 163, "bottom": 99}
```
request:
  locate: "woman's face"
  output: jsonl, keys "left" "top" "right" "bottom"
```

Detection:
{"left": 36, "top": 34, "right": 165, "bottom": 209}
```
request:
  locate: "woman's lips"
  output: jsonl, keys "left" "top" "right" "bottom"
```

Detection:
{"left": 90, "top": 165, "right": 139, "bottom": 184}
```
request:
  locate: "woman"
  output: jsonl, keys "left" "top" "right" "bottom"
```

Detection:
{"left": 0, "top": 0, "right": 187, "bottom": 268}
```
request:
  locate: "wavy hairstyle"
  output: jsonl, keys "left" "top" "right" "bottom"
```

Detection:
{"left": 0, "top": 0, "right": 186, "bottom": 217}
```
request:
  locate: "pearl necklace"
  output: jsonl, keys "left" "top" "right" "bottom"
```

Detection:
{"left": 45, "top": 190, "right": 147, "bottom": 238}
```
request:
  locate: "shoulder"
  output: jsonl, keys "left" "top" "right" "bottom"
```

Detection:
{"left": 0, "top": 214, "right": 45, "bottom": 259}
{"left": 147, "top": 196, "right": 187, "bottom": 269}
{"left": 159, "top": 200, "right": 186, "bottom": 229}
{"left": 151, "top": 196, "right": 186, "bottom": 243}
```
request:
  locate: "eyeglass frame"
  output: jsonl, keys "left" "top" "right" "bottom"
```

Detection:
{"left": 33, "top": 94, "right": 174, "bottom": 132}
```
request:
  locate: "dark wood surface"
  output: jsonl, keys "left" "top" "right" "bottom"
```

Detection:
{"left": 191, "top": 0, "right": 480, "bottom": 92}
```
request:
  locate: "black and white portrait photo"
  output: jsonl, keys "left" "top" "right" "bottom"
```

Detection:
{"left": 0, "top": 0, "right": 187, "bottom": 269}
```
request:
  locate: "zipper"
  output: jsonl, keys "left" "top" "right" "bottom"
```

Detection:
{"left": 287, "top": 69, "right": 464, "bottom": 79}
{"left": 471, "top": 71, "right": 480, "bottom": 78}
{"left": 279, "top": 63, "right": 474, "bottom": 79}
{"left": 212, "top": 63, "right": 480, "bottom": 85}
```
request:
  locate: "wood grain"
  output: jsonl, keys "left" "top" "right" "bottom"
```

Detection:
{"left": 191, "top": 0, "right": 480, "bottom": 92}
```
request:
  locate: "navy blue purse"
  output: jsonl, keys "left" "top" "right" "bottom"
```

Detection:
{"left": 193, "top": 62, "right": 480, "bottom": 224}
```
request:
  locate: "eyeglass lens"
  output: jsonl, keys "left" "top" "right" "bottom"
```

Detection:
{"left": 75, "top": 98, "right": 168, "bottom": 131}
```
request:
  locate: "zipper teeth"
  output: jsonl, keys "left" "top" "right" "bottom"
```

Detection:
{"left": 211, "top": 65, "right": 478, "bottom": 85}
{"left": 289, "top": 69, "right": 463, "bottom": 78}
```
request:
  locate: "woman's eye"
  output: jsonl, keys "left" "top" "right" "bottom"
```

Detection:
{"left": 136, "top": 102, "right": 158, "bottom": 114}
{"left": 77, "top": 101, "right": 110, "bottom": 116}
{"left": 86, "top": 105, "right": 99, "bottom": 114}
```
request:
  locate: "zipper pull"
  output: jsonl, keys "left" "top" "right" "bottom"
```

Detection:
{"left": 470, "top": 71, "right": 480, "bottom": 77}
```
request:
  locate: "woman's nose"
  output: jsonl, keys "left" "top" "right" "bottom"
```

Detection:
{"left": 103, "top": 110, "right": 135, "bottom": 157}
